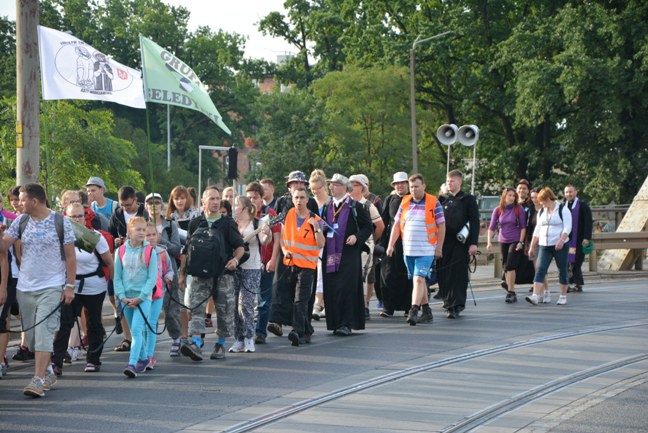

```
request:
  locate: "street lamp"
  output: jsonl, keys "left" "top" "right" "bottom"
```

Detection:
{"left": 410, "top": 31, "right": 454, "bottom": 173}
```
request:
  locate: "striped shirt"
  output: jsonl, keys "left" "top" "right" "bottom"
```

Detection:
{"left": 395, "top": 196, "right": 445, "bottom": 256}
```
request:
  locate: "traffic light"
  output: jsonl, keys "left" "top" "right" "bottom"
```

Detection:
{"left": 227, "top": 147, "right": 238, "bottom": 179}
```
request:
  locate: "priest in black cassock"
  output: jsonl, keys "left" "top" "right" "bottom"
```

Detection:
{"left": 378, "top": 172, "right": 413, "bottom": 317}
{"left": 322, "top": 174, "right": 372, "bottom": 336}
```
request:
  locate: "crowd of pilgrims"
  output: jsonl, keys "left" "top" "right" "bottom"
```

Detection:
{"left": 0, "top": 167, "right": 590, "bottom": 390}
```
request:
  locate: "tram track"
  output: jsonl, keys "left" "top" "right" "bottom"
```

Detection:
{"left": 437, "top": 353, "right": 648, "bottom": 432}
{"left": 217, "top": 320, "right": 648, "bottom": 433}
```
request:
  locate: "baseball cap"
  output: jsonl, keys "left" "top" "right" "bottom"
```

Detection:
{"left": 85, "top": 176, "right": 106, "bottom": 190}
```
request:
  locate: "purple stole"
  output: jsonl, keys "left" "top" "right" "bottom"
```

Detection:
{"left": 568, "top": 200, "right": 580, "bottom": 263}
{"left": 325, "top": 197, "right": 351, "bottom": 273}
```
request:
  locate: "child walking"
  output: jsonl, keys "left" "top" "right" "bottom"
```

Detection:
{"left": 113, "top": 217, "right": 158, "bottom": 378}
{"left": 144, "top": 223, "right": 174, "bottom": 370}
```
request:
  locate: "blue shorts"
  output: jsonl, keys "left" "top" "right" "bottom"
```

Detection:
{"left": 404, "top": 255, "right": 434, "bottom": 280}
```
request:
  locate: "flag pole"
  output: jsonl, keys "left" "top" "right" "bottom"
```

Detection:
{"left": 145, "top": 105, "right": 155, "bottom": 196}
{"left": 167, "top": 104, "right": 171, "bottom": 171}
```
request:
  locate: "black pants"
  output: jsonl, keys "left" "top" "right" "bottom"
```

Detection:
{"left": 0, "top": 278, "right": 18, "bottom": 333}
{"left": 437, "top": 237, "right": 469, "bottom": 311}
{"left": 286, "top": 266, "right": 316, "bottom": 337}
{"left": 52, "top": 292, "right": 106, "bottom": 367}
{"left": 569, "top": 252, "right": 585, "bottom": 286}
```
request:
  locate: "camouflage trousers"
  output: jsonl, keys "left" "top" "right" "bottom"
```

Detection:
{"left": 189, "top": 272, "right": 235, "bottom": 339}
{"left": 234, "top": 269, "right": 261, "bottom": 341}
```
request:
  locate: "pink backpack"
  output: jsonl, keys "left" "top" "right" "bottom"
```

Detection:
{"left": 118, "top": 244, "right": 163, "bottom": 299}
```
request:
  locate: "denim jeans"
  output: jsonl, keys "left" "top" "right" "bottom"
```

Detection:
{"left": 534, "top": 245, "right": 569, "bottom": 285}
{"left": 255, "top": 270, "right": 274, "bottom": 338}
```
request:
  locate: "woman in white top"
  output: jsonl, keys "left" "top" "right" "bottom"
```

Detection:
{"left": 52, "top": 203, "right": 114, "bottom": 373}
{"left": 230, "top": 196, "right": 271, "bottom": 354}
{"left": 527, "top": 187, "right": 572, "bottom": 306}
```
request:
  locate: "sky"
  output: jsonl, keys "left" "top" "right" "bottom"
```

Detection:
{"left": 0, "top": 0, "right": 296, "bottom": 63}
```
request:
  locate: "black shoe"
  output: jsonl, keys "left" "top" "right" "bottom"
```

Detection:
{"left": 12, "top": 345, "right": 35, "bottom": 361}
{"left": 254, "top": 334, "right": 266, "bottom": 344}
{"left": 501, "top": 281, "right": 508, "bottom": 290}
{"left": 432, "top": 291, "right": 442, "bottom": 300}
{"left": 446, "top": 309, "right": 456, "bottom": 319}
{"left": 417, "top": 306, "right": 433, "bottom": 324}
{"left": 379, "top": 309, "right": 393, "bottom": 318}
{"left": 505, "top": 291, "right": 517, "bottom": 303}
{"left": 334, "top": 326, "right": 352, "bottom": 336}
{"left": 407, "top": 306, "right": 419, "bottom": 326}
{"left": 288, "top": 331, "right": 303, "bottom": 346}
{"left": 364, "top": 307, "right": 370, "bottom": 320}
{"left": 267, "top": 322, "right": 283, "bottom": 337}
{"left": 303, "top": 332, "right": 312, "bottom": 343}
{"left": 114, "top": 316, "right": 123, "bottom": 335}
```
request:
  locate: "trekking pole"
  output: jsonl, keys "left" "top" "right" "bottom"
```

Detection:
{"left": 467, "top": 252, "right": 479, "bottom": 306}
{"left": 468, "top": 280, "right": 477, "bottom": 306}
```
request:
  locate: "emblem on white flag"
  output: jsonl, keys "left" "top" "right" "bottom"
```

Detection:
{"left": 38, "top": 25, "right": 145, "bottom": 109}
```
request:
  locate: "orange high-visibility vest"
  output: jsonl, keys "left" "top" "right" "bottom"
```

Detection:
{"left": 399, "top": 193, "right": 439, "bottom": 245}
{"left": 282, "top": 208, "right": 320, "bottom": 269}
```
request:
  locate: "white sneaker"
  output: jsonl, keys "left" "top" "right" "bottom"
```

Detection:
{"left": 42, "top": 370, "right": 57, "bottom": 391}
{"left": 542, "top": 291, "right": 551, "bottom": 303}
{"left": 228, "top": 340, "right": 245, "bottom": 353}
{"left": 556, "top": 295, "right": 567, "bottom": 305}
{"left": 244, "top": 337, "right": 255, "bottom": 353}
{"left": 525, "top": 293, "right": 540, "bottom": 305}
{"left": 67, "top": 346, "right": 82, "bottom": 361}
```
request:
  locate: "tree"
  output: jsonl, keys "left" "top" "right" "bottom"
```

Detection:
{"left": 0, "top": 97, "right": 143, "bottom": 199}
{"left": 312, "top": 65, "right": 440, "bottom": 194}
{"left": 267, "top": 0, "right": 648, "bottom": 203}
{"left": 0, "top": 17, "right": 16, "bottom": 98}
{"left": 254, "top": 88, "right": 325, "bottom": 186}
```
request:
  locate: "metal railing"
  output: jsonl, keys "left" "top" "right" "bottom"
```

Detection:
{"left": 479, "top": 231, "right": 647, "bottom": 277}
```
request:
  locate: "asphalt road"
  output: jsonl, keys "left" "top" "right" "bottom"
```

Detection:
{"left": 0, "top": 276, "right": 646, "bottom": 433}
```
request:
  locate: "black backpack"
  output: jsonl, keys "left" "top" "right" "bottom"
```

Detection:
{"left": 186, "top": 218, "right": 227, "bottom": 278}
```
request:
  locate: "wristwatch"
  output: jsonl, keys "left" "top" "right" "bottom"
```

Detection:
{"left": 65, "top": 283, "right": 75, "bottom": 289}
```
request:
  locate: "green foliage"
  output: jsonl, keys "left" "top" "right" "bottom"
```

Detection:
{"left": 5, "top": 0, "right": 647, "bottom": 206}
{"left": 254, "top": 88, "right": 325, "bottom": 187}
{"left": 0, "top": 17, "right": 16, "bottom": 98}
{"left": 312, "top": 65, "right": 442, "bottom": 195}
{"left": 40, "top": 100, "right": 144, "bottom": 197}
{"left": 0, "top": 97, "right": 143, "bottom": 199}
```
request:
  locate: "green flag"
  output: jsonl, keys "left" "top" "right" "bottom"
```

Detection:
{"left": 139, "top": 34, "right": 231, "bottom": 135}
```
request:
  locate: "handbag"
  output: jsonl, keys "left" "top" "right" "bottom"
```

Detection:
{"left": 581, "top": 240, "right": 594, "bottom": 255}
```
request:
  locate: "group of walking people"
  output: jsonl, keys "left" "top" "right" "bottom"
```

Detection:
{"left": 0, "top": 169, "right": 592, "bottom": 398}
{"left": 485, "top": 180, "right": 593, "bottom": 306}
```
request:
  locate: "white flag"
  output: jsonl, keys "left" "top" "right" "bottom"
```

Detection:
{"left": 38, "top": 26, "right": 145, "bottom": 109}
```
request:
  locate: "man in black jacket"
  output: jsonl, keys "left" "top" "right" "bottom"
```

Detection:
{"left": 108, "top": 185, "right": 149, "bottom": 247}
{"left": 437, "top": 170, "right": 480, "bottom": 319}
{"left": 564, "top": 184, "right": 593, "bottom": 292}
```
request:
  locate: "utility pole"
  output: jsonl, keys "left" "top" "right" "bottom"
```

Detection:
{"left": 16, "top": 0, "right": 41, "bottom": 185}
{"left": 409, "top": 31, "right": 454, "bottom": 173}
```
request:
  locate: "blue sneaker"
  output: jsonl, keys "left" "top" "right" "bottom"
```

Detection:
{"left": 135, "top": 359, "right": 149, "bottom": 373}
{"left": 377, "top": 301, "right": 383, "bottom": 310}
{"left": 123, "top": 364, "right": 138, "bottom": 378}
